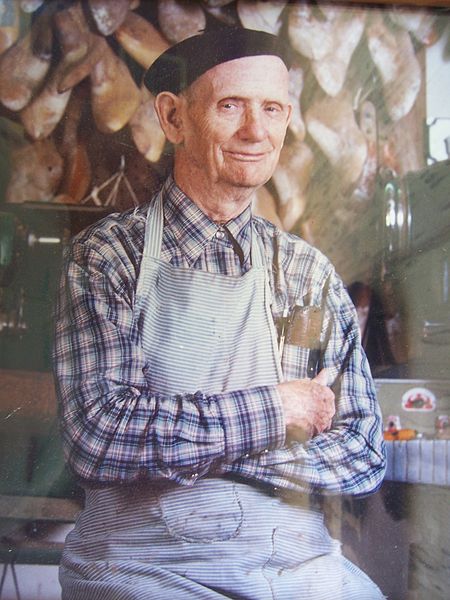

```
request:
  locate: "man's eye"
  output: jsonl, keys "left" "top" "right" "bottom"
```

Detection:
{"left": 266, "top": 105, "right": 281, "bottom": 114}
{"left": 221, "top": 103, "right": 236, "bottom": 110}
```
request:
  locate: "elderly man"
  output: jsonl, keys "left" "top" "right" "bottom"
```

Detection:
{"left": 54, "top": 27, "right": 385, "bottom": 600}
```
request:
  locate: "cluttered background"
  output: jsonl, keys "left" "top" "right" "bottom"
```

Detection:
{"left": 0, "top": 1, "right": 449, "bottom": 598}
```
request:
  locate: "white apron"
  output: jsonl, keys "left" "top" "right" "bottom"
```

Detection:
{"left": 60, "top": 191, "right": 384, "bottom": 599}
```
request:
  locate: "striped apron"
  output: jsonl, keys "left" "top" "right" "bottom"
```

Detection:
{"left": 60, "top": 191, "right": 384, "bottom": 599}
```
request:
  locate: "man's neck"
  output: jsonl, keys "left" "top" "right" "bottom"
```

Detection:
{"left": 173, "top": 167, "right": 255, "bottom": 224}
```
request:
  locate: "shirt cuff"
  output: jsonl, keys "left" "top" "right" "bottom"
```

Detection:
{"left": 215, "top": 385, "right": 286, "bottom": 462}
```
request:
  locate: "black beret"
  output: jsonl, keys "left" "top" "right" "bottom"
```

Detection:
{"left": 144, "top": 27, "right": 292, "bottom": 96}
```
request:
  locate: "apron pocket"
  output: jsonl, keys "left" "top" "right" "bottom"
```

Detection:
{"left": 158, "top": 479, "right": 244, "bottom": 543}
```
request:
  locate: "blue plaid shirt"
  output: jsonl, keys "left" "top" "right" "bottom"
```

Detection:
{"left": 53, "top": 176, "right": 385, "bottom": 495}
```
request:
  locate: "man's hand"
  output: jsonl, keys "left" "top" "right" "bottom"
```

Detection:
{"left": 277, "top": 369, "right": 335, "bottom": 442}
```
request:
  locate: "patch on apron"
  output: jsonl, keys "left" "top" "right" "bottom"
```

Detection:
{"left": 158, "top": 480, "right": 244, "bottom": 543}
{"left": 266, "top": 522, "right": 339, "bottom": 572}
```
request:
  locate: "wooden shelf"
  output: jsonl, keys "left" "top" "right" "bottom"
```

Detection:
{"left": 0, "top": 494, "right": 81, "bottom": 522}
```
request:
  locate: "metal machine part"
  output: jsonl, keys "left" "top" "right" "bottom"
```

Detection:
{"left": 0, "top": 202, "right": 111, "bottom": 370}
{"left": 380, "top": 159, "right": 450, "bottom": 259}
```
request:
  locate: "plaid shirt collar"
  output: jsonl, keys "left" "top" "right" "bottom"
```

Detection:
{"left": 162, "top": 175, "right": 253, "bottom": 266}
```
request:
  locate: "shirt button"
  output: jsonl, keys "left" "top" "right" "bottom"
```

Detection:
{"left": 263, "top": 449, "right": 269, "bottom": 454}
{"left": 191, "top": 473, "right": 198, "bottom": 479}
{"left": 215, "top": 229, "right": 226, "bottom": 240}
{"left": 243, "top": 453, "right": 250, "bottom": 459}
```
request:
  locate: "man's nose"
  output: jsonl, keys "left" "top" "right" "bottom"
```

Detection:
{"left": 239, "top": 108, "right": 266, "bottom": 142}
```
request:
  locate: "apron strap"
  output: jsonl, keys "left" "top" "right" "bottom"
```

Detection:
{"left": 251, "top": 223, "right": 265, "bottom": 269}
{"left": 143, "top": 189, "right": 164, "bottom": 260}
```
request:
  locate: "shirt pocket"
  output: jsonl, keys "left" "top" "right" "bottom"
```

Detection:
{"left": 158, "top": 479, "right": 243, "bottom": 543}
{"left": 281, "top": 344, "right": 311, "bottom": 380}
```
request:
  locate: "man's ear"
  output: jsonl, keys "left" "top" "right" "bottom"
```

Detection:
{"left": 285, "top": 102, "right": 293, "bottom": 128}
{"left": 154, "top": 91, "right": 185, "bottom": 145}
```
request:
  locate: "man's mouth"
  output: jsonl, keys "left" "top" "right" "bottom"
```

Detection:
{"left": 224, "top": 151, "right": 270, "bottom": 162}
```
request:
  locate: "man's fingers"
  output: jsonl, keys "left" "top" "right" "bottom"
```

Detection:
{"left": 278, "top": 375, "right": 336, "bottom": 440}
{"left": 313, "top": 368, "right": 329, "bottom": 386}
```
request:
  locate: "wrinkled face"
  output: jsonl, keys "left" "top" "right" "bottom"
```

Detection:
{"left": 176, "top": 55, "right": 292, "bottom": 192}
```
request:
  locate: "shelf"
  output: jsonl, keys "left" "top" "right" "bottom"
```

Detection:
{"left": 385, "top": 439, "right": 449, "bottom": 485}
